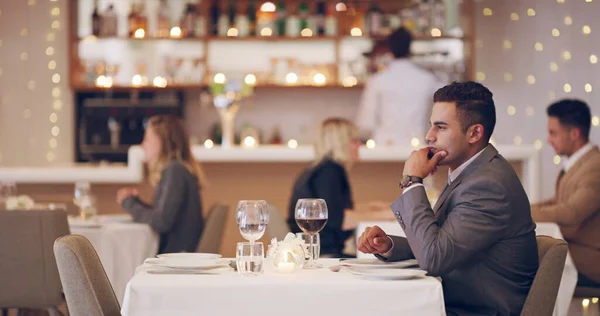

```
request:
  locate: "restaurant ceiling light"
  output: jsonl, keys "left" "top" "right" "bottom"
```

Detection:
{"left": 134, "top": 28, "right": 145, "bottom": 39}
{"left": 410, "top": 137, "right": 420, "bottom": 148}
{"left": 244, "top": 74, "right": 257, "bottom": 86}
{"left": 260, "top": 27, "right": 273, "bottom": 36}
{"left": 430, "top": 28, "right": 441, "bottom": 37}
{"left": 312, "top": 73, "right": 326, "bottom": 86}
{"left": 170, "top": 27, "right": 182, "bottom": 38}
{"left": 204, "top": 139, "right": 214, "bottom": 149}
{"left": 260, "top": 2, "right": 276, "bottom": 12}
{"left": 227, "top": 28, "right": 239, "bottom": 37}
{"left": 214, "top": 73, "right": 226, "bottom": 84}
{"left": 350, "top": 27, "right": 362, "bottom": 36}
{"left": 132, "top": 75, "right": 143, "bottom": 86}
{"left": 285, "top": 72, "right": 298, "bottom": 84}
{"left": 301, "top": 28, "right": 313, "bottom": 37}
{"left": 287, "top": 139, "right": 298, "bottom": 149}
{"left": 153, "top": 76, "right": 167, "bottom": 88}
{"left": 335, "top": 2, "right": 347, "bottom": 11}
{"left": 366, "top": 139, "right": 376, "bottom": 149}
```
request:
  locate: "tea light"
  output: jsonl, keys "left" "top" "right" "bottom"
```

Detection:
{"left": 277, "top": 262, "right": 295, "bottom": 274}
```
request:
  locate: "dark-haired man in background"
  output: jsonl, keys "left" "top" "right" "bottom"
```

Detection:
{"left": 359, "top": 81, "right": 539, "bottom": 315}
{"left": 532, "top": 99, "right": 600, "bottom": 287}
{"left": 356, "top": 27, "right": 443, "bottom": 147}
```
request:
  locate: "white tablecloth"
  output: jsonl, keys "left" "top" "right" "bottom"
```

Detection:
{"left": 121, "top": 259, "right": 446, "bottom": 316}
{"left": 69, "top": 215, "right": 158, "bottom": 304}
{"left": 355, "top": 221, "right": 577, "bottom": 316}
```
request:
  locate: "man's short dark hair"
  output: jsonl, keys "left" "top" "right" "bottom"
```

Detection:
{"left": 433, "top": 81, "right": 496, "bottom": 143}
{"left": 388, "top": 27, "right": 412, "bottom": 58}
{"left": 547, "top": 99, "right": 591, "bottom": 141}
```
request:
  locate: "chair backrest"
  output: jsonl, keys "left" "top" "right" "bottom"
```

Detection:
{"left": 0, "top": 210, "right": 70, "bottom": 308}
{"left": 267, "top": 206, "right": 291, "bottom": 241}
{"left": 521, "top": 235, "right": 568, "bottom": 316}
{"left": 196, "top": 203, "right": 229, "bottom": 254}
{"left": 54, "top": 235, "right": 121, "bottom": 316}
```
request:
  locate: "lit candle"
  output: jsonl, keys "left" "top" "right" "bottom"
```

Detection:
{"left": 277, "top": 262, "right": 295, "bottom": 274}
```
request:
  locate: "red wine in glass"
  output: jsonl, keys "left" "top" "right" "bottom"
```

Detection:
{"left": 296, "top": 218, "right": 327, "bottom": 235}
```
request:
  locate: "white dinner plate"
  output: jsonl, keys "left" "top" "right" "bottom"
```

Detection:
{"left": 340, "top": 258, "right": 419, "bottom": 269}
{"left": 145, "top": 257, "right": 230, "bottom": 270}
{"left": 157, "top": 253, "right": 222, "bottom": 260}
{"left": 348, "top": 268, "right": 428, "bottom": 280}
{"left": 68, "top": 218, "right": 102, "bottom": 228}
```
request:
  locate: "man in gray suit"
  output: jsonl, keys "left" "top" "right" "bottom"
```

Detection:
{"left": 358, "top": 81, "right": 538, "bottom": 316}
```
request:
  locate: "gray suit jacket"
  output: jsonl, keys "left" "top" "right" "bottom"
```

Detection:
{"left": 384, "top": 145, "right": 538, "bottom": 316}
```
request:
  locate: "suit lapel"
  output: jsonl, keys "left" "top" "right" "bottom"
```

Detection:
{"left": 559, "top": 146, "right": 599, "bottom": 192}
{"left": 432, "top": 145, "right": 499, "bottom": 214}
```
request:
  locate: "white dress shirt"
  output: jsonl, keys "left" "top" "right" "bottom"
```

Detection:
{"left": 356, "top": 59, "right": 443, "bottom": 146}
{"left": 563, "top": 143, "right": 594, "bottom": 172}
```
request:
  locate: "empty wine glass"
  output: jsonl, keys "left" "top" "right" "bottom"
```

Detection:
{"left": 295, "top": 198, "right": 328, "bottom": 269}
{"left": 236, "top": 200, "right": 269, "bottom": 244}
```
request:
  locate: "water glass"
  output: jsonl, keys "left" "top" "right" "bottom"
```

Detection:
{"left": 236, "top": 242, "right": 264, "bottom": 276}
{"left": 296, "top": 233, "right": 320, "bottom": 262}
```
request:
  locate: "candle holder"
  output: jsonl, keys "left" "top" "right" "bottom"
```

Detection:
{"left": 267, "top": 233, "right": 307, "bottom": 274}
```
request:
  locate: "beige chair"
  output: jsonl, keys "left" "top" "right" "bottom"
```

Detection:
{"left": 196, "top": 203, "right": 229, "bottom": 254}
{"left": 267, "top": 206, "right": 291, "bottom": 241}
{"left": 521, "top": 236, "right": 568, "bottom": 316}
{"left": 54, "top": 235, "right": 121, "bottom": 316}
{"left": 0, "top": 210, "right": 70, "bottom": 315}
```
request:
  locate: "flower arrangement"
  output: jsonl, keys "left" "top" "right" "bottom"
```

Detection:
{"left": 267, "top": 233, "right": 308, "bottom": 273}
{"left": 5, "top": 195, "right": 35, "bottom": 210}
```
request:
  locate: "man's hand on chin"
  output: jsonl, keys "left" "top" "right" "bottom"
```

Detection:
{"left": 357, "top": 225, "right": 393, "bottom": 254}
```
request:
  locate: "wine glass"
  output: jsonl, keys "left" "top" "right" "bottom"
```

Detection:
{"left": 295, "top": 198, "right": 328, "bottom": 269}
{"left": 236, "top": 200, "right": 269, "bottom": 244}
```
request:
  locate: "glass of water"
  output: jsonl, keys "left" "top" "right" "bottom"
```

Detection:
{"left": 296, "top": 233, "right": 320, "bottom": 262}
{"left": 236, "top": 242, "right": 264, "bottom": 276}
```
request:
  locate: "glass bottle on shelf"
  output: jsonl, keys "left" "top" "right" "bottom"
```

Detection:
{"left": 315, "top": 0, "right": 326, "bottom": 36}
{"left": 366, "top": 0, "right": 383, "bottom": 36}
{"left": 236, "top": 0, "right": 250, "bottom": 37}
{"left": 138, "top": 2, "right": 148, "bottom": 34}
{"left": 157, "top": 0, "right": 170, "bottom": 38}
{"left": 181, "top": 2, "right": 198, "bottom": 37}
{"left": 342, "top": 1, "right": 356, "bottom": 35}
{"left": 195, "top": 1, "right": 207, "bottom": 37}
{"left": 217, "top": 1, "right": 230, "bottom": 36}
{"left": 298, "top": 1, "right": 309, "bottom": 32}
{"left": 306, "top": 1, "right": 318, "bottom": 34}
{"left": 209, "top": 0, "right": 220, "bottom": 36}
{"left": 102, "top": 4, "right": 118, "bottom": 37}
{"left": 91, "top": 0, "right": 101, "bottom": 37}
{"left": 400, "top": 6, "right": 417, "bottom": 33}
{"left": 431, "top": 0, "right": 446, "bottom": 33}
{"left": 276, "top": 0, "right": 287, "bottom": 36}
{"left": 127, "top": 3, "right": 139, "bottom": 38}
{"left": 353, "top": 1, "right": 366, "bottom": 35}
{"left": 286, "top": 0, "right": 300, "bottom": 37}
{"left": 324, "top": 1, "right": 337, "bottom": 37}
{"left": 417, "top": 0, "right": 432, "bottom": 36}
{"left": 248, "top": 0, "right": 257, "bottom": 36}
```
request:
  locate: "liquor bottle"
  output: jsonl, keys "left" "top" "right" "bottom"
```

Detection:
{"left": 217, "top": 1, "right": 230, "bottom": 36}
{"left": 157, "top": 0, "right": 170, "bottom": 38}
{"left": 366, "top": 0, "right": 383, "bottom": 36}
{"left": 181, "top": 2, "right": 198, "bottom": 37}
{"left": 307, "top": 0, "right": 317, "bottom": 34}
{"left": 236, "top": 0, "right": 251, "bottom": 37}
{"left": 209, "top": 0, "right": 220, "bottom": 36}
{"left": 102, "top": 3, "right": 118, "bottom": 37}
{"left": 127, "top": 3, "right": 138, "bottom": 37}
{"left": 315, "top": 0, "right": 326, "bottom": 35}
{"left": 276, "top": 0, "right": 287, "bottom": 36}
{"left": 324, "top": 0, "right": 337, "bottom": 36}
{"left": 91, "top": 0, "right": 101, "bottom": 37}
{"left": 354, "top": 1, "right": 366, "bottom": 34}
{"left": 248, "top": 0, "right": 257, "bottom": 36}
{"left": 298, "top": 1, "right": 309, "bottom": 31}
{"left": 195, "top": 0, "right": 208, "bottom": 37}
{"left": 138, "top": 2, "right": 148, "bottom": 34}
{"left": 286, "top": 0, "right": 300, "bottom": 37}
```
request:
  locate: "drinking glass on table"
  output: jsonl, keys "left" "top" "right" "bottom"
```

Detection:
{"left": 236, "top": 242, "right": 264, "bottom": 276}
{"left": 294, "top": 198, "right": 328, "bottom": 269}
{"left": 236, "top": 200, "right": 269, "bottom": 245}
{"left": 74, "top": 181, "right": 97, "bottom": 220}
{"left": 296, "top": 232, "right": 320, "bottom": 262}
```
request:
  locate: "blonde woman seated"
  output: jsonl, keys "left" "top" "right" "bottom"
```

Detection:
{"left": 117, "top": 115, "right": 208, "bottom": 254}
{"left": 287, "top": 118, "right": 394, "bottom": 258}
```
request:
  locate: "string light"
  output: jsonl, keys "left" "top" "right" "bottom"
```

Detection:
{"left": 585, "top": 83, "right": 593, "bottom": 92}
{"left": 410, "top": 137, "right": 420, "bottom": 148}
{"left": 27, "top": 80, "right": 36, "bottom": 90}
{"left": 526, "top": 106, "right": 535, "bottom": 116}
{"left": 51, "top": 126, "right": 60, "bottom": 136}
{"left": 20, "top": 28, "right": 28, "bottom": 36}
{"left": 507, "top": 106, "right": 516, "bottom": 116}
{"left": 510, "top": 13, "right": 519, "bottom": 21}
{"left": 592, "top": 116, "right": 599, "bottom": 127}
{"left": 535, "top": 42, "right": 544, "bottom": 51}
{"left": 48, "top": 60, "right": 56, "bottom": 69}
{"left": 553, "top": 155, "right": 561, "bottom": 165}
{"left": 476, "top": 72, "right": 486, "bottom": 81}
{"left": 562, "top": 51, "right": 571, "bottom": 60}
{"left": 49, "top": 113, "right": 58, "bottom": 123}
{"left": 366, "top": 139, "right": 376, "bottom": 149}
{"left": 583, "top": 25, "right": 591, "bottom": 34}
{"left": 550, "top": 62, "right": 558, "bottom": 72}
{"left": 527, "top": 75, "right": 536, "bottom": 84}
{"left": 552, "top": 28, "right": 560, "bottom": 37}
{"left": 204, "top": 139, "right": 214, "bottom": 149}
{"left": 46, "top": 46, "right": 54, "bottom": 56}
{"left": 534, "top": 140, "right": 543, "bottom": 150}
{"left": 591, "top": 55, "right": 598, "bottom": 64}
{"left": 504, "top": 73, "right": 513, "bottom": 82}
{"left": 20, "top": 52, "right": 28, "bottom": 61}
{"left": 564, "top": 83, "right": 572, "bottom": 93}
{"left": 564, "top": 16, "right": 572, "bottom": 25}
{"left": 527, "top": 9, "right": 536, "bottom": 16}
{"left": 513, "top": 136, "right": 522, "bottom": 145}
{"left": 287, "top": 139, "right": 298, "bottom": 149}
{"left": 503, "top": 40, "right": 512, "bottom": 50}
{"left": 483, "top": 8, "right": 492, "bottom": 16}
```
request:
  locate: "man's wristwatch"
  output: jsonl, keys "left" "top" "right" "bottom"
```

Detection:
{"left": 399, "top": 175, "right": 424, "bottom": 188}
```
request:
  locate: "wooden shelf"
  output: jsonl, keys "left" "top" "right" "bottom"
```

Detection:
{"left": 76, "top": 34, "right": 465, "bottom": 43}
{"left": 71, "top": 84, "right": 364, "bottom": 92}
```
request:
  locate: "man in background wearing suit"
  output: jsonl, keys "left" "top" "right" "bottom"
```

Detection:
{"left": 531, "top": 99, "right": 600, "bottom": 287}
{"left": 358, "top": 81, "right": 539, "bottom": 316}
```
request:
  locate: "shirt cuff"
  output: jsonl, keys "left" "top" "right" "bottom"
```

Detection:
{"left": 380, "top": 236, "right": 395, "bottom": 258}
{"left": 402, "top": 183, "right": 424, "bottom": 194}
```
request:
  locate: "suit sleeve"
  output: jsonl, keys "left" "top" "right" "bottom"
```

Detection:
{"left": 122, "top": 164, "right": 187, "bottom": 233}
{"left": 391, "top": 181, "right": 511, "bottom": 276}
{"left": 531, "top": 166, "right": 600, "bottom": 226}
